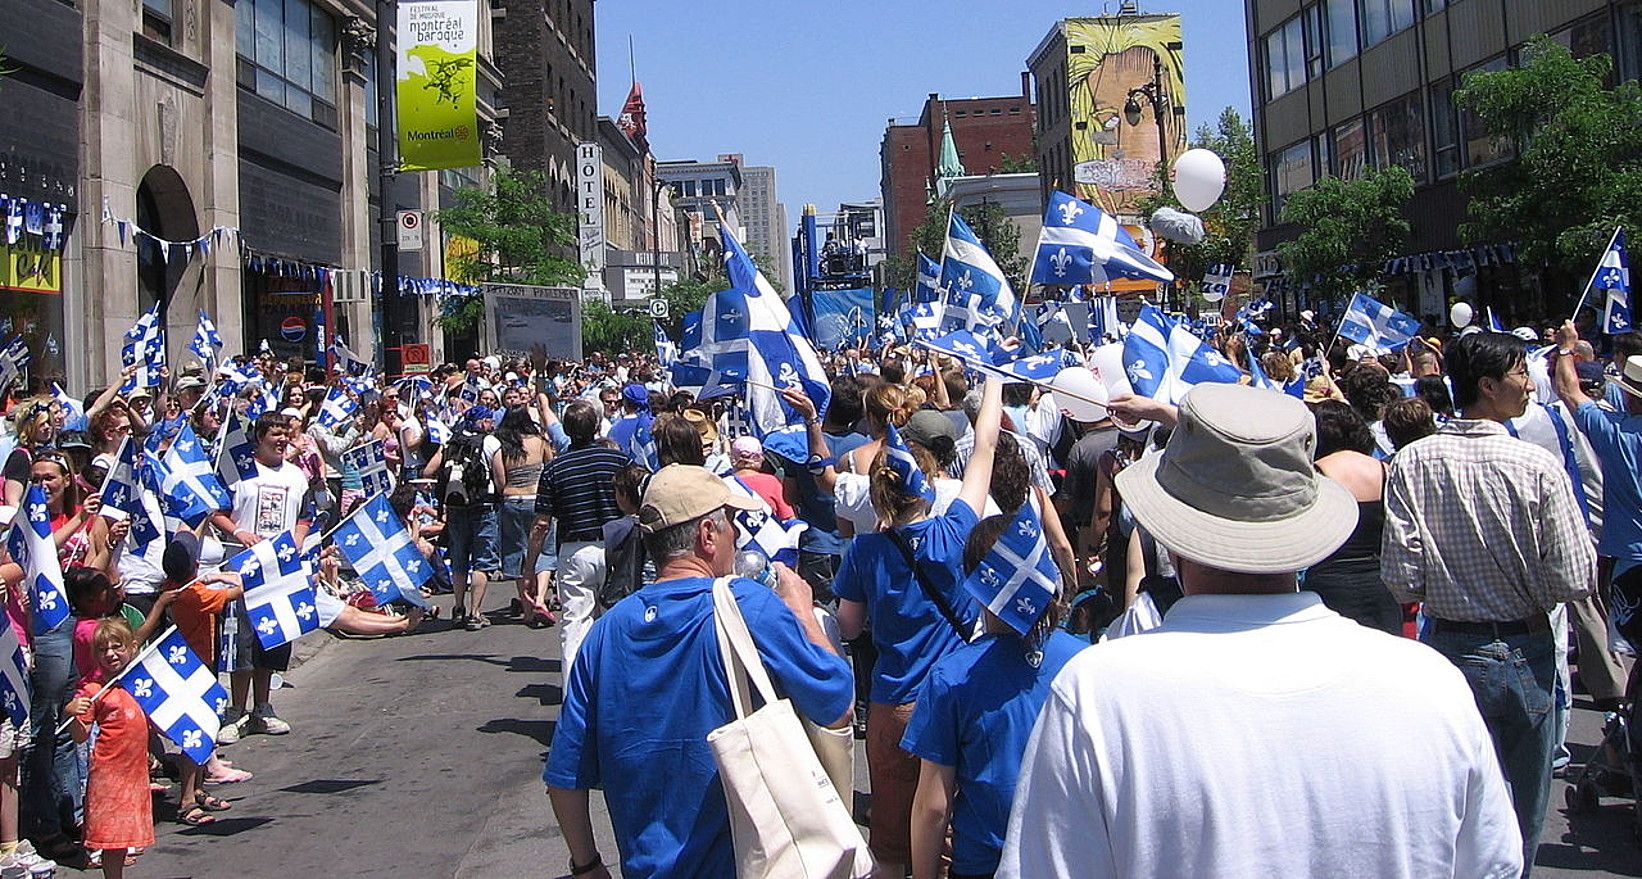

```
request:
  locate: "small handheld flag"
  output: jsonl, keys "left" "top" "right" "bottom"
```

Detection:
{"left": 1337, "top": 293, "right": 1421, "bottom": 353}
{"left": 332, "top": 495, "right": 432, "bottom": 608}
{"left": 1595, "top": 230, "right": 1632, "bottom": 335}
{"left": 342, "top": 438, "right": 396, "bottom": 499}
{"left": 118, "top": 628, "right": 229, "bottom": 764}
{"left": 0, "top": 623, "right": 28, "bottom": 727}
{"left": 884, "top": 423, "right": 935, "bottom": 504}
{"left": 316, "top": 385, "right": 359, "bottom": 430}
{"left": 227, "top": 532, "right": 319, "bottom": 650}
{"left": 940, "top": 211, "right": 1018, "bottom": 333}
{"left": 5, "top": 485, "right": 71, "bottom": 634}
{"left": 1031, "top": 191, "right": 1174, "bottom": 287}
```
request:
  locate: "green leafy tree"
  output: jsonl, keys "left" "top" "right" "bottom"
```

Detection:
{"left": 883, "top": 198, "right": 1028, "bottom": 294}
{"left": 998, "top": 151, "right": 1039, "bottom": 174}
{"left": 1456, "top": 36, "right": 1642, "bottom": 282}
{"left": 1276, "top": 166, "right": 1415, "bottom": 302}
{"left": 429, "top": 167, "right": 585, "bottom": 333}
{"left": 581, "top": 302, "right": 651, "bottom": 355}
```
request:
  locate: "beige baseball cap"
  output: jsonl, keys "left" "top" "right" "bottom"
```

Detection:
{"left": 637, "top": 464, "right": 761, "bottom": 534}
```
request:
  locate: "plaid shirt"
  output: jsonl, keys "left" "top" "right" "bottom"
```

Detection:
{"left": 1381, "top": 418, "right": 1595, "bottom": 621}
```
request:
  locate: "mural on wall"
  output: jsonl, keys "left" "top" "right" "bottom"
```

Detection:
{"left": 1063, "top": 15, "right": 1188, "bottom": 217}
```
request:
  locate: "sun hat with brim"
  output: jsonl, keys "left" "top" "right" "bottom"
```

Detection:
{"left": 638, "top": 463, "right": 761, "bottom": 533}
{"left": 1612, "top": 355, "right": 1642, "bottom": 400}
{"left": 1114, "top": 383, "right": 1359, "bottom": 575}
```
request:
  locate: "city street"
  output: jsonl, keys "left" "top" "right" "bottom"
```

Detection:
{"left": 116, "top": 584, "right": 1641, "bottom": 878}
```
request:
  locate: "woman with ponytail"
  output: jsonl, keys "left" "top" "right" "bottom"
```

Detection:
{"left": 832, "top": 376, "right": 1003, "bottom": 878}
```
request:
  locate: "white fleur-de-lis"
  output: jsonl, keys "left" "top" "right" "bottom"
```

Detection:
{"left": 277, "top": 542, "right": 295, "bottom": 562}
{"left": 1017, "top": 519, "right": 1038, "bottom": 539}
{"left": 404, "top": 559, "right": 422, "bottom": 573}
{"left": 214, "top": 696, "right": 228, "bottom": 715}
{"left": 1015, "top": 595, "right": 1037, "bottom": 617}
{"left": 182, "top": 729, "right": 203, "bottom": 751}
{"left": 1201, "top": 350, "right": 1229, "bottom": 368}
{"left": 375, "top": 508, "right": 391, "bottom": 524}
{"left": 256, "top": 617, "right": 277, "bottom": 636}
{"left": 295, "top": 601, "right": 314, "bottom": 621}
{"left": 176, "top": 439, "right": 194, "bottom": 454}
{"left": 345, "top": 533, "right": 360, "bottom": 547}
{"left": 240, "top": 558, "right": 261, "bottom": 578}
{"left": 1050, "top": 247, "right": 1072, "bottom": 277}
{"left": 777, "top": 362, "right": 800, "bottom": 388}
{"left": 2, "top": 692, "right": 15, "bottom": 712}
{"left": 742, "top": 510, "right": 768, "bottom": 532}
{"left": 132, "top": 678, "right": 154, "bottom": 698}
{"left": 1127, "top": 360, "right": 1153, "bottom": 383}
{"left": 28, "top": 504, "right": 47, "bottom": 524}
{"left": 236, "top": 453, "right": 254, "bottom": 471}
{"left": 1056, "top": 200, "right": 1085, "bottom": 225}
{"left": 951, "top": 339, "right": 979, "bottom": 359}
{"left": 980, "top": 566, "right": 1000, "bottom": 588}
{"left": 168, "top": 645, "right": 188, "bottom": 665}
{"left": 375, "top": 579, "right": 393, "bottom": 595}
{"left": 908, "top": 536, "right": 923, "bottom": 552}
{"left": 36, "top": 590, "right": 57, "bottom": 611}
{"left": 956, "top": 270, "right": 975, "bottom": 292}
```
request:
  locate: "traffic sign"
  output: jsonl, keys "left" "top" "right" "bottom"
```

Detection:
{"left": 649, "top": 298, "right": 669, "bottom": 319}
{"left": 397, "top": 211, "right": 424, "bottom": 251}
{"left": 400, "top": 343, "right": 432, "bottom": 374}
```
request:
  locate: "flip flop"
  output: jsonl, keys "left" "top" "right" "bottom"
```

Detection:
{"left": 205, "top": 768, "right": 253, "bottom": 784}
{"left": 179, "top": 807, "right": 217, "bottom": 826}
{"left": 195, "top": 793, "right": 232, "bottom": 812}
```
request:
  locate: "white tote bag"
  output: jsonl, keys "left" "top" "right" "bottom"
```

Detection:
{"left": 706, "top": 578, "right": 874, "bottom": 879}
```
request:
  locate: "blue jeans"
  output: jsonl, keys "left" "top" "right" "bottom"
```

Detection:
{"left": 498, "top": 497, "right": 556, "bottom": 579}
{"left": 446, "top": 504, "right": 500, "bottom": 576}
{"left": 22, "top": 622, "right": 80, "bottom": 840}
{"left": 1424, "top": 627, "right": 1555, "bottom": 875}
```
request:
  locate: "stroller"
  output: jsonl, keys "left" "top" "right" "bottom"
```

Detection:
{"left": 1564, "top": 662, "right": 1642, "bottom": 842}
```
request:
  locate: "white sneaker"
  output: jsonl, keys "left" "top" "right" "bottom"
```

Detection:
{"left": 250, "top": 708, "right": 291, "bottom": 736}
{"left": 0, "top": 855, "right": 26, "bottom": 879}
{"left": 9, "top": 841, "right": 56, "bottom": 877}
{"left": 217, "top": 711, "right": 247, "bottom": 745}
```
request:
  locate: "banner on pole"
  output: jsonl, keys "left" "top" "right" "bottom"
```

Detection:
{"left": 396, "top": 0, "right": 481, "bottom": 172}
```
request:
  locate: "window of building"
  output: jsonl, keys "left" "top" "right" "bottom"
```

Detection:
{"left": 1548, "top": 14, "right": 1614, "bottom": 70}
{"left": 1622, "top": 4, "right": 1642, "bottom": 84}
{"left": 1423, "top": 0, "right": 1445, "bottom": 13}
{"left": 143, "top": 0, "right": 173, "bottom": 41}
{"left": 1272, "top": 140, "right": 1315, "bottom": 220}
{"left": 440, "top": 167, "right": 482, "bottom": 190}
{"left": 1315, "top": 133, "right": 1332, "bottom": 180}
{"left": 1430, "top": 78, "right": 1458, "bottom": 179}
{"left": 1332, "top": 117, "right": 1371, "bottom": 180}
{"left": 1459, "top": 57, "right": 1511, "bottom": 168}
{"left": 1265, "top": 15, "right": 1307, "bottom": 99}
{"left": 1325, "top": 0, "right": 1358, "bottom": 66}
{"left": 1305, "top": 5, "right": 1325, "bottom": 78}
{"left": 236, "top": 0, "right": 338, "bottom": 128}
{"left": 1369, "top": 91, "right": 1427, "bottom": 182}
{"left": 1359, "top": 0, "right": 1414, "bottom": 49}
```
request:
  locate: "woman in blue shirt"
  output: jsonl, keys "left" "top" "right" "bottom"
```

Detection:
{"left": 834, "top": 375, "right": 1002, "bottom": 876}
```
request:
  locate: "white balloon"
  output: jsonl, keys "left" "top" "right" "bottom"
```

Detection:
{"left": 1449, "top": 301, "right": 1473, "bottom": 328}
{"left": 1172, "top": 149, "right": 1227, "bottom": 213}
{"left": 1049, "top": 367, "right": 1109, "bottom": 423}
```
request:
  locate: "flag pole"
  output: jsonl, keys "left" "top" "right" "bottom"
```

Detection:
{"left": 55, "top": 624, "right": 182, "bottom": 735}
{"left": 1570, "top": 226, "right": 1624, "bottom": 320}
{"left": 907, "top": 339, "right": 1109, "bottom": 410}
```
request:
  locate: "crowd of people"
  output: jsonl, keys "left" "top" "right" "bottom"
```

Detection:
{"left": 0, "top": 304, "right": 1636, "bottom": 878}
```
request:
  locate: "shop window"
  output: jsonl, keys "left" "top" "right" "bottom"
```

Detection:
{"left": 235, "top": 0, "right": 339, "bottom": 129}
{"left": 1272, "top": 140, "right": 1314, "bottom": 221}
{"left": 1332, "top": 117, "right": 1370, "bottom": 180}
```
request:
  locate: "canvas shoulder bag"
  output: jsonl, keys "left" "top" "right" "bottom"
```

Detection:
{"left": 706, "top": 577, "right": 874, "bottom": 879}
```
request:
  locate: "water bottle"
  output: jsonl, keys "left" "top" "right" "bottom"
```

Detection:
{"left": 734, "top": 551, "right": 778, "bottom": 590}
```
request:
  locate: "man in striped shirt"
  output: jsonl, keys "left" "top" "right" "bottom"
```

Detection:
{"left": 525, "top": 400, "right": 628, "bottom": 674}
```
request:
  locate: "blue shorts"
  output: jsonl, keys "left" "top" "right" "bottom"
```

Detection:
{"left": 446, "top": 504, "right": 501, "bottom": 576}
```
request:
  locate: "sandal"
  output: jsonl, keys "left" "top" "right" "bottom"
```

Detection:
{"left": 205, "top": 768, "right": 253, "bottom": 784}
{"left": 194, "top": 793, "right": 232, "bottom": 812}
{"left": 179, "top": 807, "right": 216, "bottom": 826}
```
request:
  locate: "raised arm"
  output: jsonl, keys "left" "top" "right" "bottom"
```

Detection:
{"left": 956, "top": 377, "right": 1002, "bottom": 515}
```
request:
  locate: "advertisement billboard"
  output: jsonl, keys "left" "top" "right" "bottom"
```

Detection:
{"left": 396, "top": 0, "right": 481, "bottom": 172}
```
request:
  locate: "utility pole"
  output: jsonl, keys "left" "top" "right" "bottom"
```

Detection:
{"left": 375, "top": 0, "right": 401, "bottom": 373}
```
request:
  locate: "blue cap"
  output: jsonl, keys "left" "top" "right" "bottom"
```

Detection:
{"left": 622, "top": 384, "right": 649, "bottom": 407}
{"left": 463, "top": 405, "right": 497, "bottom": 425}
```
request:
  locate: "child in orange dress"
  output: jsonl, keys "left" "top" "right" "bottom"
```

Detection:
{"left": 63, "top": 618, "right": 153, "bottom": 878}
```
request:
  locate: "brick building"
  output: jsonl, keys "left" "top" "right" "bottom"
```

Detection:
{"left": 879, "top": 82, "right": 1037, "bottom": 260}
{"left": 495, "top": 0, "right": 597, "bottom": 214}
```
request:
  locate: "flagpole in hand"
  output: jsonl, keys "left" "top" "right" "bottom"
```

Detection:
{"left": 1571, "top": 226, "right": 1624, "bottom": 321}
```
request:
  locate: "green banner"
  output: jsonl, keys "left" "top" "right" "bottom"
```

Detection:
{"left": 396, "top": 0, "right": 481, "bottom": 172}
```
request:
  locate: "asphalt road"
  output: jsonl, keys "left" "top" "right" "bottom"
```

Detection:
{"left": 116, "top": 586, "right": 1642, "bottom": 878}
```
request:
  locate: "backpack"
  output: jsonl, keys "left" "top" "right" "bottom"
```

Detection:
{"left": 438, "top": 431, "right": 492, "bottom": 507}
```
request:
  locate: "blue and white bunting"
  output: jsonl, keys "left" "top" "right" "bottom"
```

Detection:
{"left": 1031, "top": 191, "right": 1174, "bottom": 287}
{"left": 333, "top": 495, "right": 432, "bottom": 608}
{"left": 117, "top": 628, "right": 229, "bottom": 764}
{"left": 5, "top": 486, "right": 70, "bottom": 634}
{"left": 227, "top": 532, "right": 318, "bottom": 650}
{"left": 961, "top": 502, "right": 1060, "bottom": 636}
{"left": 1337, "top": 292, "right": 1421, "bottom": 353}
{"left": 342, "top": 438, "right": 395, "bottom": 499}
{"left": 940, "top": 211, "right": 1018, "bottom": 333}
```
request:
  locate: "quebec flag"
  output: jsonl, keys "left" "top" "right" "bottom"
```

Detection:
{"left": 960, "top": 502, "right": 1059, "bottom": 636}
{"left": 1337, "top": 292, "right": 1421, "bottom": 352}
{"left": 333, "top": 494, "right": 432, "bottom": 608}
{"left": 724, "top": 476, "right": 807, "bottom": 567}
{"left": 118, "top": 628, "right": 229, "bottom": 764}
{"left": 1596, "top": 229, "right": 1632, "bottom": 335}
{"left": 1122, "top": 304, "right": 1242, "bottom": 404}
{"left": 160, "top": 424, "right": 233, "bottom": 523}
{"left": 1032, "top": 191, "right": 1175, "bottom": 288}
{"left": 0, "top": 623, "right": 27, "bottom": 726}
{"left": 5, "top": 485, "right": 70, "bottom": 634}
{"left": 940, "top": 212, "right": 1018, "bottom": 333}
{"left": 342, "top": 438, "right": 395, "bottom": 499}
{"left": 913, "top": 253, "right": 942, "bottom": 304}
{"left": 227, "top": 532, "right": 319, "bottom": 650}
{"left": 316, "top": 385, "right": 359, "bottom": 430}
{"left": 720, "top": 221, "right": 831, "bottom": 465}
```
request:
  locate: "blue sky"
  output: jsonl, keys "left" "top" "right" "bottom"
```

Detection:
{"left": 593, "top": 2, "right": 1252, "bottom": 227}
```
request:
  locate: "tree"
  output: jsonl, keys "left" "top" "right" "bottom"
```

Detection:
{"left": 581, "top": 302, "right": 650, "bottom": 355}
{"left": 1150, "top": 108, "right": 1265, "bottom": 296}
{"left": 882, "top": 198, "right": 1028, "bottom": 294}
{"left": 1456, "top": 37, "right": 1642, "bottom": 281}
{"left": 429, "top": 167, "right": 585, "bottom": 333}
{"left": 1276, "top": 165, "right": 1415, "bottom": 302}
{"left": 656, "top": 271, "right": 729, "bottom": 337}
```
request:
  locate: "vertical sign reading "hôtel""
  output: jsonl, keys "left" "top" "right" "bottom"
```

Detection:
{"left": 576, "top": 143, "right": 605, "bottom": 284}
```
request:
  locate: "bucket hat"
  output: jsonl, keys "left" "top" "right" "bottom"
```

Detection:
{"left": 1114, "top": 383, "right": 1358, "bottom": 574}
{"left": 1611, "top": 355, "right": 1642, "bottom": 401}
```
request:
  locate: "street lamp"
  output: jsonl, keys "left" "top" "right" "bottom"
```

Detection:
{"left": 1124, "top": 52, "right": 1172, "bottom": 172}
